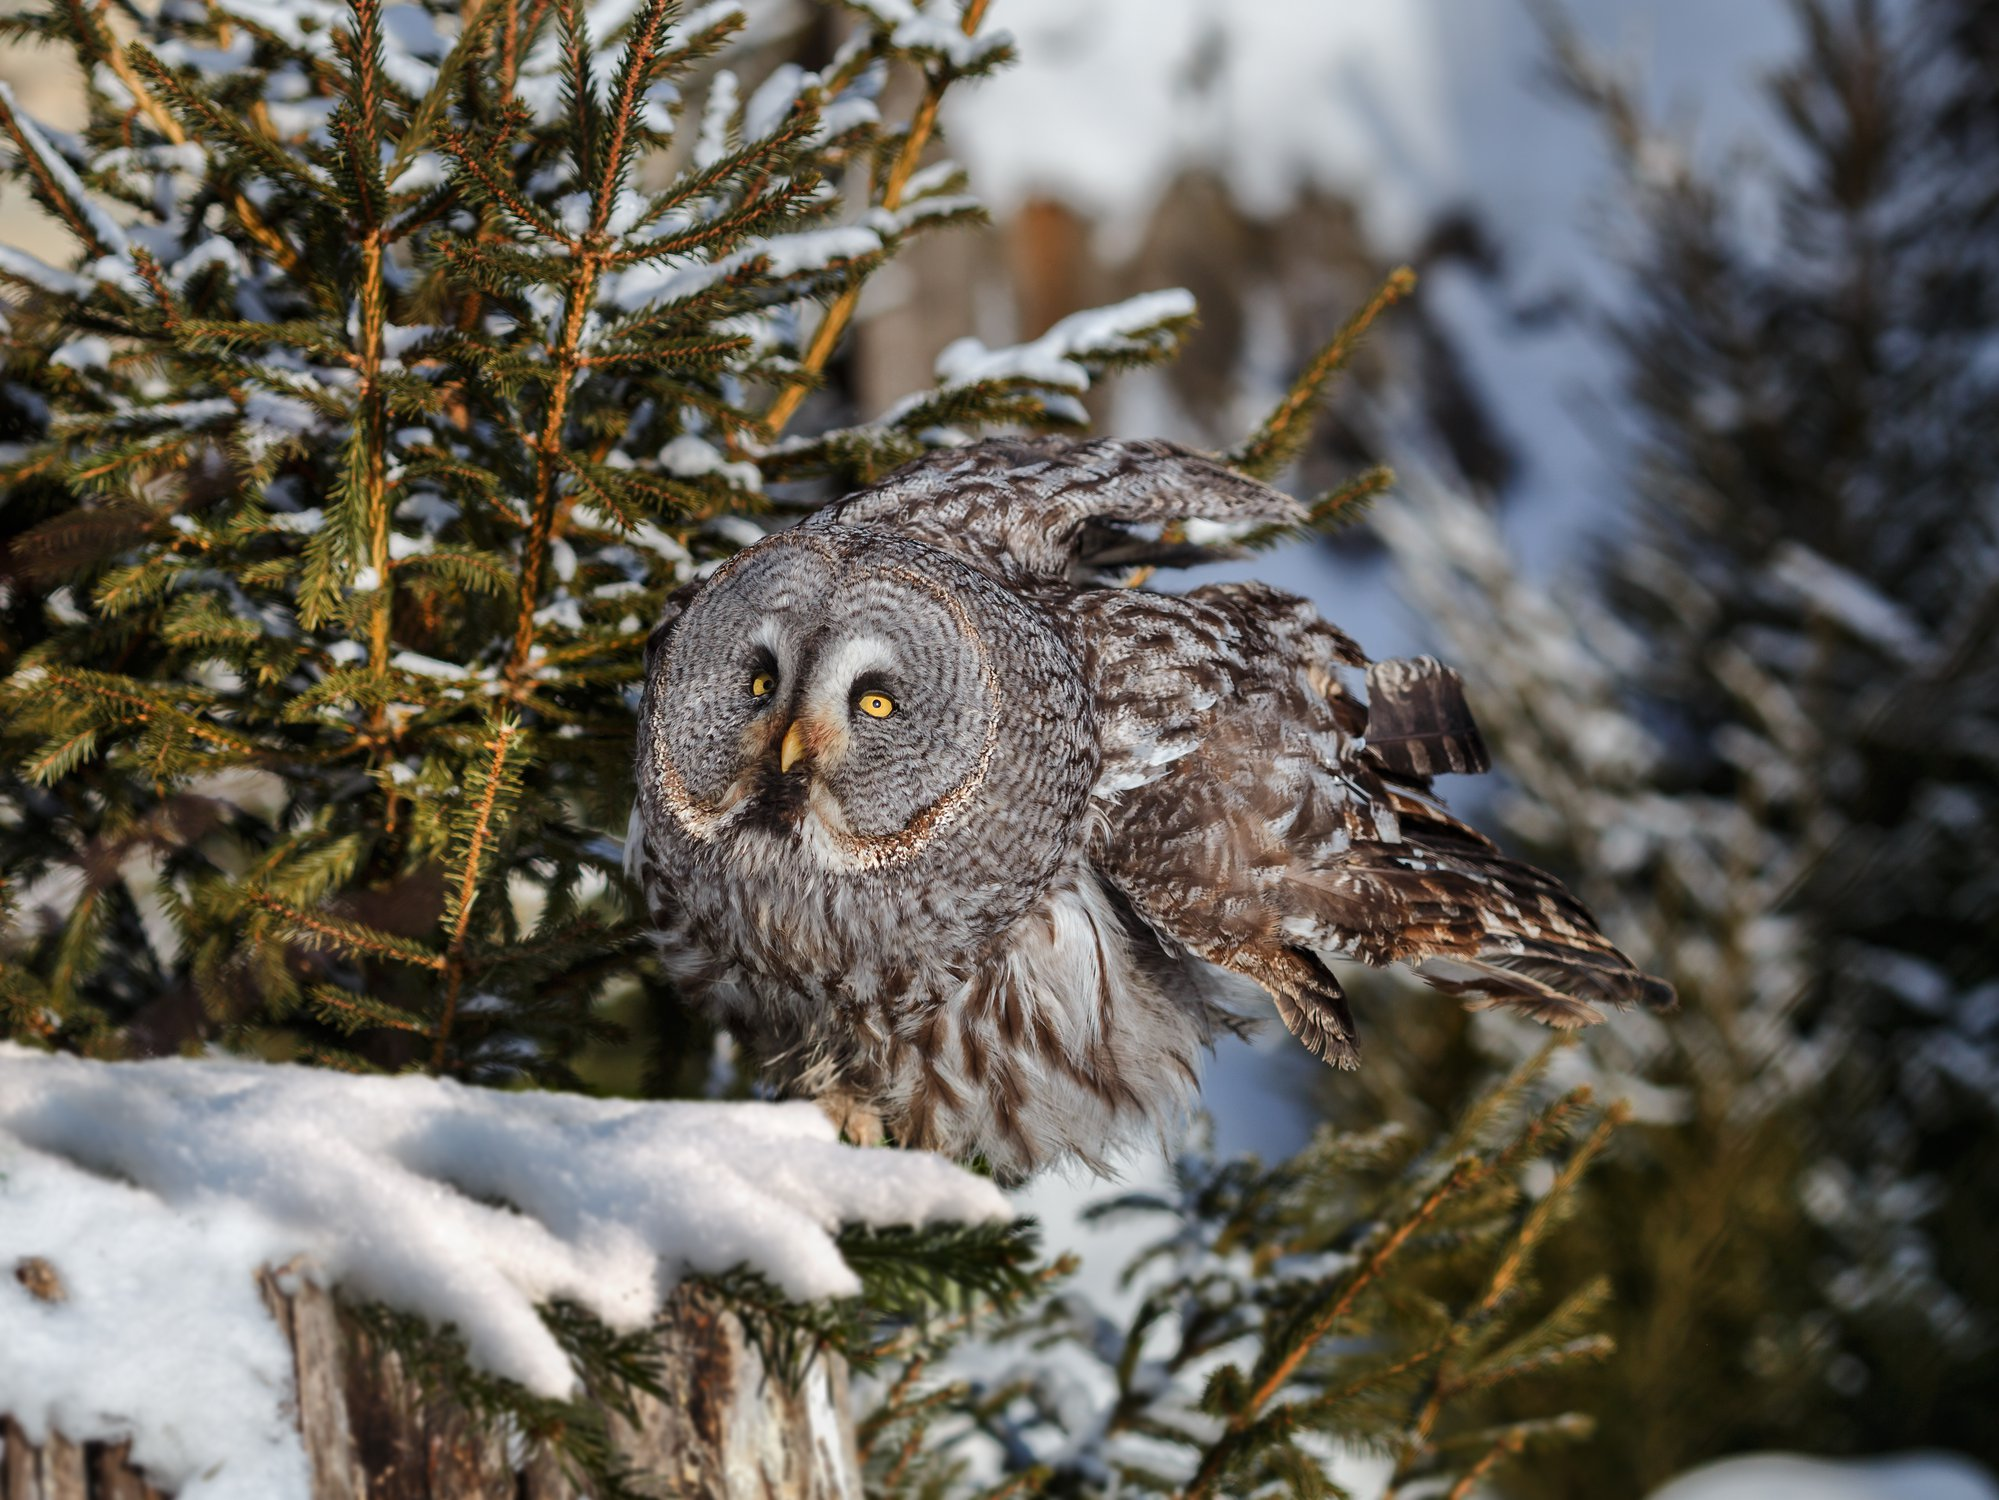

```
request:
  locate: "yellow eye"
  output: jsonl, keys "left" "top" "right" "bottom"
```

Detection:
{"left": 751, "top": 672, "right": 775, "bottom": 698}
{"left": 857, "top": 691, "right": 894, "bottom": 719}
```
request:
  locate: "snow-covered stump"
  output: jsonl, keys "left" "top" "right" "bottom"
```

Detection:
{"left": 588, "top": 1287, "right": 859, "bottom": 1500}
{"left": 3, "top": 1422, "right": 164, "bottom": 1500}
{"left": 2, "top": 1274, "right": 859, "bottom": 1499}
{"left": 0, "top": 1047, "right": 1010, "bottom": 1500}
{"left": 258, "top": 1272, "right": 856, "bottom": 1500}
{"left": 1, "top": 1424, "right": 132, "bottom": 1500}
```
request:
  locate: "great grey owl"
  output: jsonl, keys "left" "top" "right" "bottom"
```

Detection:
{"left": 629, "top": 437, "right": 1672, "bottom": 1179}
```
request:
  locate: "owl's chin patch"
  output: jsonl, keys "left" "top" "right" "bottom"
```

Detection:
{"left": 741, "top": 765, "right": 810, "bottom": 835}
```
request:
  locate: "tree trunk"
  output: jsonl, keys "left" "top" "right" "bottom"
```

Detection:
{"left": 0, "top": 1260, "right": 860, "bottom": 1500}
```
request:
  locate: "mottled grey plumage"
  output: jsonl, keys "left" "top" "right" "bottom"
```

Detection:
{"left": 630, "top": 436, "right": 1672, "bottom": 1179}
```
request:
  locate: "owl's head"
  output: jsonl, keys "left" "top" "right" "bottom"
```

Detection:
{"left": 637, "top": 528, "right": 1095, "bottom": 891}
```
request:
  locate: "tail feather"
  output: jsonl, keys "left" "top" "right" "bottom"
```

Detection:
{"left": 1416, "top": 956, "right": 1606, "bottom": 1028}
{"left": 1287, "top": 795, "right": 1676, "bottom": 1027}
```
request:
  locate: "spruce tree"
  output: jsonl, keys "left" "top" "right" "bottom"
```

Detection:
{"left": 0, "top": 0, "right": 1047, "bottom": 1072}
{"left": 0, "top": 0, "right": 1636, "bottom": 1492}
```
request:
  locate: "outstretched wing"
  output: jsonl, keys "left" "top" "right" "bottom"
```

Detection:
{"left": 1072, "top": 582, "right": 1673, "bottom": 1067}
{"left": 804, "top": 436, "right": 1306, "bottom": 583}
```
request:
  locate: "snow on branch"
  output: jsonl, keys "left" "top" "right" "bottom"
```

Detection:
{"left": 841, "top": 0, "right": 1014, "bottom": 72}
{"left": 931, "top": 288, "right": 1196, "bottom": 392}
{"left": 0, "top": 81, "right": 130, "bottom": 258}
{"left": 876, "top": 287, "right": 1197, "bottom": 430}
{"left": 1768, "top": 541, "right": 1930, "bottom": 664}
{"left": 0, "top": 1044, "right": 1009, "bottom": 1500}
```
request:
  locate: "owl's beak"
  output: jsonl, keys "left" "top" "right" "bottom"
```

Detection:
{"left": 779, "top": 719, "right": 809, "bottom": 774}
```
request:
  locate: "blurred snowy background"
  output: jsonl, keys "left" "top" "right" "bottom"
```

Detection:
{"left": 6, "top": 0, "right": 1993, "bottom": 1494}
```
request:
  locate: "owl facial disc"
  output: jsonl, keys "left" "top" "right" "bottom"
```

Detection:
{"left": 642, "top": 531, "right": 1001, "bottom": 867}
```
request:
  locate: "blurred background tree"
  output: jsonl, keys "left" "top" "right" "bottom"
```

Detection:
{"left": 1371, "top": 0, "right": 1999, "bottom": 1490}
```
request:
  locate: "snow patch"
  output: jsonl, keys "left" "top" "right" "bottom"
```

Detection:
{"left": 694, "top": 69, "right": 739, "bottom": 168}
{"left": 213, "top": 0, "right": 343, "bottom": 57}
{"left": 0, "top": 245, "right": 92, "bottom": 296}
{"left": 1647, "top": 1453, "right": 1999, "bottom": 1500}
{"left": 391, "top": 151, "right": 448, "bottom": 193}
{"left": 744, "top": 62, "right": 808, "bottom": 142}
{"left": 50, "top": 336, "right": 113, "bottom": 372}
{"left": 660, "top": 432, "right": 762, "bottom": 491}
{"left": 166, "top": 236, "right": 245, "bottom": 290}
{"left": 265, "top": 506, "right": 326, "bottom": 534}
{"left": 389, "top": 649, "right": 467, "bottom": 679}
{"left": 607, "top": 224, "right": 882, "bottom": 310}
{"left": 934, "top": 288, "right": 1192, "bottom": 388}
{"left": 240, "top": 392, "right": 323, "bottom": 463}
{"left": 1769, "top": 541, "right": 1929, "bottom": 663}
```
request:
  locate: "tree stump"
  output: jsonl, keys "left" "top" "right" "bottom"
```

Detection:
{"left": 0, "top": 1261, "right": 860, "bottom": 1500}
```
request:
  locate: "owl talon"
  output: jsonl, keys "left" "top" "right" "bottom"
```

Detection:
{"left": 817, "top": 1091, "right": 886, "bottom": 1147}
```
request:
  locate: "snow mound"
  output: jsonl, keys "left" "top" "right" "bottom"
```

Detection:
{"left": 1647, "top": 1452, "right": 1999, "bottom": 1500}
{"left": 0, "top": 1043, "right": 1010, "bottom": 1500}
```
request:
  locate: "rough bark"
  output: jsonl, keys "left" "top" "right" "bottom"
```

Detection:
{"left": 0, "top": 1265, "right": 860, "bottom": 1500}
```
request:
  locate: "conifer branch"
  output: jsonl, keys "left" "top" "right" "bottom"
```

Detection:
{"left": 349, "top": 227, "right": 395, "bottom": 685}
{"left": 590, "top": 0, "right": 677, "bottom": 238}
{"left": 46, "top": 885, "right": 104, "bottom": 1004}
{"left": 492, "top": 0, "right": 655, "bottom": 691}
{"left": 435, "top": 716, "right": 527, "bottom": 1070}
{"left": 94, "top": 40, "right": 306, "bottom": 277}
{"left": 761, "top": 0, "right": 994, "bottom": 437}
{"left": 0, "top": 87, "right": 112, "bottom": 256}
{"left": 21, "top": 669, "right": 266, "bottom": 760}
{"left": 857, "top": 1354, "right": 932, "bottom": 1460}
{"left": 1444, "top": 1433, "right": 1524, "bottom": 1500}
{"left": 1253, "top": 1161, "right": 1479, "bottom": 1410}
{"left": 638, "top": 105, "right": 821, "bottom": 233}
{"left": 1272, "top": 1332, "right": 1458, "bottom": 1427}
{"left": 125, "top": 44, "right": 333, "bottom": 223}
{"left": 385, "top": 0, "right": 500, "bottom": 184}
{"left": 243, "top": 890, "right": 449, "bottom": 970}
{"left": 307, "top": 983, "right": 433, "bottom": 1035}
{"left": 22, "top": 725, "right": 102, "bottom": 784}
{"left": 1176, "top": 1158, "right": 1483, "bottom": 1500}
{"left": 1383, "top": 1101, "right": 1626, "bottom": 1497}
{"left": 436, "top": 126, "right": 579, "bottom": 246}
{"left": 1226, "top": 265, "right": 1416, "bottom": 480}
{"left": 337, "top": 0, "right": 392, "bottom": 224}
{"left": 604, "top": 172, "right": 823, "bottom": 265}
{"left": 507, "top": 254, "right": 603, "bottom": 681}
